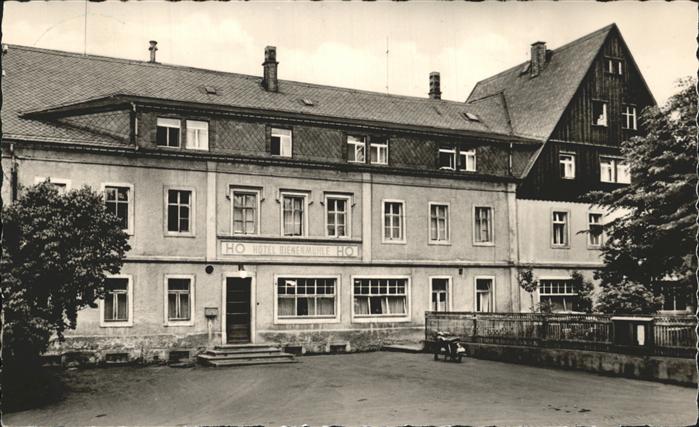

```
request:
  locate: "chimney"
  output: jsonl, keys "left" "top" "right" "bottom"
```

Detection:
{"left": 148, "top": 40, "right": 158, "bottom": 63}
{"left": 429, "top": 72, "right": 442, "bottom": 100}
{"left": 262, "top": 46, "right": 279, "bottom": 92}
{"left": 530, "top": 41, "right": 546, "bottom": 77}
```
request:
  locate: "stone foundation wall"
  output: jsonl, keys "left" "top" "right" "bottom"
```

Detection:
{"left": 260, "top": 327, "right": 424, "bottom": 354}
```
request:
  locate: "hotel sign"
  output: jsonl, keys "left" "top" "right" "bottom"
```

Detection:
{"left": 221, "top": 241, "right": 360, "bottom": 258}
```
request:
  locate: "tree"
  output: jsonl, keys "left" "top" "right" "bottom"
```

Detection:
{"left": 517, "top": 267, "right": 538, "bottom": 312}
{"left": 1, "top": 182, "right": 130, "bottom": 411}
{"left": 570, "top": 271, "right": 594, "bottom": 313}
{"left": 588, "top": 78, "right": 697, "bottom": 314}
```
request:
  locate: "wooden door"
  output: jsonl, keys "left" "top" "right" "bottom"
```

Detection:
{"left": 226, "top": 277, "right": 251, "bottom": 343}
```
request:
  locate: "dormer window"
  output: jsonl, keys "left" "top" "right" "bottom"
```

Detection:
{"left": 271, "top": 128, "right": 292, "bottom": 157}
{"left": 592, "top": 101, "right": 608, "bottom": 127}
{"left": 438, "top": 147, "right": 456, "bottom": 170}
{"left": 458, "top": 149, "right": 477, "bottom": 172}
{"left": 606, "top": 58, "right": 623, "bottom": 75}
{"left": 185, "top": 120, "right": 209, "bottom": 151}
{"left": 347, "top": 135, "right": 366, "bottom": 163}
{"left": 156, "top": 118, "right": 181, "bottom": 147}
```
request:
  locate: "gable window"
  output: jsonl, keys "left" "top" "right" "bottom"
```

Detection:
{"left": 383, "top": 201, "right": 404, "bottom": 243}
{"left": 282, "top": 193, "right": 306, "bottom": 237}
{"left": 104, "top": 184, "right": 134, "bottom": 234}
{"left": 429, "top": 203, "right": 449, "bottom": 243}
{"left": 326, "top": 195, "right": 350, "bottom": 238}
{"left": 347, "top": 135, "right": 366, "bottom": 163}
{"left": 353, "top": 278, "right": 408, "bottom": 317}
{"left": 539, "top": 279, "right": 578, "bottom": 312}
{"left": 165, "top": 276, "right": 194, "bottom": 324}
{"left": 232, "top": 190, "right": 259, "bottom": 235}
{"left": 600, "top": 157, "right": 631, "bottom": 184}
{"left": 606, "top": 58, "right": 623, "bottom": 75}
{"left": 101, "top": 276, "right": 132, "bottom": 327}
{"left": 474, "top": 206, "right": 493, "bottom": 244}
{"left": 438, "top": 147, "right": 456, "bottom": 170}
{"left": 475, "top": 277, "right": 494, "bottom": 312}
{"left": 431, "top": 278, "right": 450, "bottom": 312}
{"left": 559, "top": 153, "right": 576, "bottom": 179}
{"left": 277, "top": 277, "right": 337, "bottom": 319}
{"left": 588, "top": 213, "right": 603, "bottom": 247}
{"left": 592, "top": 101, "right": 608, "bottom": 127}
{"left": 185, "top": 120, "right": 209, "bottom": 150}
{"left": 552, "top": 211, "right": 569, "bottom": 247}
{"left": 458, "top": 149, "right": 477, "bottom": 172}
{"left": 166, "top": 189, "right": 193, "bottom": 234}
{"left": 369, "top": 138, "right": 388, "bottom": 165}
{"left": 271, "top": 128, "right": 292, "bottom": 157}
{"left": 622, "top": 105, "right": 637, "bottom": 130}
{"left": 156, "top": 118, "right": 181, "bottom": 147}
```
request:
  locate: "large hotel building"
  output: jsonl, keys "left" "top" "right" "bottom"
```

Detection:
{"left": 3, "top": 24, "right": 679, "bottom": 361}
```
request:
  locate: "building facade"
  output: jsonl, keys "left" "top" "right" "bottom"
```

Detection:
{"left": 1, "top": 24, "right": 682, "bottom": 362}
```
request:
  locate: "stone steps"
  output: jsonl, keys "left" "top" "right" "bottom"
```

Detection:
{"left": 198, "top": 343, "right": 297, "bottom": 367}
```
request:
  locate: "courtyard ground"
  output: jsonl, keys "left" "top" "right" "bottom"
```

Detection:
{"left": 3, "top": 351, "right": 696, "bottom": 426}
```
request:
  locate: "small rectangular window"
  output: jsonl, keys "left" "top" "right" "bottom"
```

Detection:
{"left": 167, "top": 189, "right": 192, "bottom": 234}
{"left": 232, "top": 190, "right": 258, "bottom": 235}
{"left": 104, "top": 278, "right": 129, "bottom": 322}
{"left": 622, "top": 105, "right": 637, "bottom": 130}
{"left": 559, "top": 153, "right": 576, "bottom": 179}
{"left": 600, "top": 157, "right": 631, "bottom": 184}
{"left": 156, "top": 118, "right": 181, "bottom": 147}
{"left": 474, "top": 206, "right": 493, "bottom": 244}
{"left": 475, "top": 278, "right": 493, "bottom": 312}
{"left": 588, "top": 213, "right": 603, "bottom": 247}
{"left": 185, "top": 120, "right": 209, "bottom": 150}
{"left": 347, "top": 136, "right": 366, "bottom": 163}
{"left": 282, "top": 193, "right": 305, "bottom": 236}
{"left": 552, "top": 211, "right": 569, "bottom": 247}
{"left": 326, "top": 196, "right": 349, "bottom": 238}
{"left": 607, "top": 58, "right": 623, "bottom": 75}
{"left": 369, "top": 138, "right": 388, "bottom": 165}
{"left": 592, "top": 101, "right": 608, "bottom": 127}
{"left": 104, "top": 185, "right": 132, "bottom": 232}
{"left": 438, "top": 147, "right": 456, "bottom": 170}
{"left": 35, "top": 177, "right": 71, "bottom": 194}
{"left": 271, "top": 128, "right": 292, "bottom": 157}
{"left": 458, "top": 149, "right": 477, "bottom": 172}
{"left": 167, "top": 278, "right": 192, "bottom": 321}
{"left": 383, "top": 201, "right": 404, "bottom": 242}
{"left": 429, "top": 203, "right": 449, "bottom": 243}
{"left": 431, "top": 278, "right": 449, "bottom": 312}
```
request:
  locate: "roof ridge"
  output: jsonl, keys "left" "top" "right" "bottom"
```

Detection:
{"left": 5, "top": 44, "right": 471, "bottom": 107}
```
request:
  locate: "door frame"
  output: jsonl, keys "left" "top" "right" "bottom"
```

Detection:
{"left": 221, "top": 272, "right": 256, "bottom": 344}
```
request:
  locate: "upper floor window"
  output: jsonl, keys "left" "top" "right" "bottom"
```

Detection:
{"left": 232, "top": 189, "right": 259, "bottom": 235}
{"left": 156, "top": 118, "right": 181, "bottom": 147}
{"left": 429, "top": 203, "right": 450, "bottom": 243}
{"left": 606, "top": 58, "right": 623, "bottom": 75}
{"left": 271, "top": 128, "right": 292, "bottom": 157}
{"left": 370, "top": 138, "right": 388, "bottom": 165}
{"left": 383, "top": 201, "right": 405, "bottom": 243}
{"left": 600, "top": 157, "right": 631, "bottom": 184}
{"left": 185, "top": 120, "right": 209, "bottom": 150}
{"left": 474, "top": 206, "right": 493, "bottom": 244}
{"left": 559, "top": 153, "right": 576, "bottom": 179}
{"left": 588, "top": 212, "right": 603, "bottom": 247}
{"left": 281, "top": 193, "right": 306, "bottom": 236}
{"left": 104, "top": 184, "right": 134, "bottom": 234}
{"left": 438, "top": 147, "right": 456, "bottom": 170}
{"left": 326, "top": 195, "right": 350, "bottom": 238}
{"left": 458, "top": 149, "right": 477, "bottom": 172}
{"left": 347, "top": 135, "right": 366, "bottom": 163}
{"left": 592, "top": 101, "right": 608, "bottom": 127}
{"left": 622, "top": 105, "right": 637, "bottom": 130}
{"left": 552, "top": 211, "right": 569, "bottom": 247}
{"left": 166, "top": 189, "right": 193, "bottom": 235}
{"left": 34, "top": 177, "right": 71, "bottom": 194}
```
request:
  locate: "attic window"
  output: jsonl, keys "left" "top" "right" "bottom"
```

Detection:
{"left": 519, "top": 63, "right": 530, "bottom": 75}
{"left": 300, "top": 98, "right": 315, "bottom": 106}
{"left": 606, "top": 58, "right": 623, "bottom": 75}
{"left": 462, "top": 112, "right": 480, "bottom": 122}
{"left": 204, "top": 86, "right": 218, "bottom": 95}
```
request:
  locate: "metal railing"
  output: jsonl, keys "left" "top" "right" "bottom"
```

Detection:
{"left": 425, "top": 312, "right": 696, "bottom": 358}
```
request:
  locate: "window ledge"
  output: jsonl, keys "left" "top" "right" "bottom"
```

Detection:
{"left": 164, "top": 233, "right": 196, "bottom": 238}
{"left": 164, "top": 321, "right": 194, "bottom": 327}
{"left": 473, "top": 241, "right": 495, "bottom": 247}
{"left": 99, "top": 322, "right": 133, "bottom": 328}
{"left": 352, "top": 316, "right": 411, "bottom": 324}
{"left": 381, "top": 240, "right": 407, "bottom": 245}
{"left": 551, "top": 245, "right": 571, "bottom": 250}
{"left": 428, "top": 241, "right": 451, "bottom": 246}
{"left": 274, "top": 317, "right": 340, "bottom": 325}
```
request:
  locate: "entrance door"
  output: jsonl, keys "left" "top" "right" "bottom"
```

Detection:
{"left": 226, "top": 277, "right": 251, "bottom": 343}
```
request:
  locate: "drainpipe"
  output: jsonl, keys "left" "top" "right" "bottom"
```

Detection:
{"left": 10, "top": 143, "right": 18, "bottom": 202}
{"left": 129, "top": 102, "right": 138, "bottom": 147}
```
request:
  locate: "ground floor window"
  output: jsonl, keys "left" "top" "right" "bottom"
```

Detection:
{"left": 277, "top": 277, "right": 336, "bottom": 319}
{"left": 475, "top": 277, "right": 494, "bottom": 312}
{"left": 167, "top": 277, "right": 193, "bottom": 321}
{"left": 353, "top": 278, "right": 408, "bottom": 316}
{"left": 431, "top": 278, "right": 449, "bottom": 311}
{"left": 101, "top": 276, "right": 132, "bottom": 327}
{"left": 539, "top": 279, "right": 577, "bottom": 312}
{"left": 655, "top": 280, "right": 693, "bottom": 312}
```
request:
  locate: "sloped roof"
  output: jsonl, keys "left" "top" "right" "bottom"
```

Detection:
{"left": 2, "top": 44, "right": 525, "bottom": 147}
{"left": 467, "top": 24, "right": 616, "bottom": 141}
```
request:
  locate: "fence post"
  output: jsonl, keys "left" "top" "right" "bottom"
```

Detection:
{"left": 541, "top": 313, "right": 548, "bottom": 346}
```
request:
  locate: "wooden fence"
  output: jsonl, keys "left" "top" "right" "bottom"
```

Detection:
{"left": 425, "top": 312, "right": 696, "bottom": 358}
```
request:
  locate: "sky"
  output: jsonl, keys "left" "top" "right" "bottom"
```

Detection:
{"left": 2, "top": 2, "right": 696, "bottom": 105}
